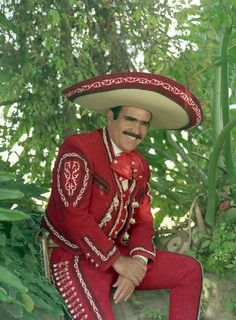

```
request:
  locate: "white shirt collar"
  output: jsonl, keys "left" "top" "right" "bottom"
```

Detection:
{"left": 110, "top": 139, "right": 129, "bottom": 188}
{"left": 111, "top": 139, "right": 122, "bottom": 156}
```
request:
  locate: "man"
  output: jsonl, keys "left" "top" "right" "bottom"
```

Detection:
{"left": 41, "top": 72, "right": 203, "bottom": 320}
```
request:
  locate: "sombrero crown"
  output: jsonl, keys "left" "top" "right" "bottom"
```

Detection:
{"left": 62, "top": 72, "right": 203, "bottom": 130}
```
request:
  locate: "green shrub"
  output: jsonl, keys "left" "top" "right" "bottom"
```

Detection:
{"left": 0, "top": 168, "right": 65, "bottom": 319}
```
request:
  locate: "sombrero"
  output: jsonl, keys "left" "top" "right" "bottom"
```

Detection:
{"left": 62, "top": 72, "right": 203, "bottom": 130}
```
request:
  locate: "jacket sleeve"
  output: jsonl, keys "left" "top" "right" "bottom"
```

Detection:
{"left": 128, "top": 165, "right": 156, "bottom": 262}
{"left": 43, "top": 135, "right": 121, "bottom": 270}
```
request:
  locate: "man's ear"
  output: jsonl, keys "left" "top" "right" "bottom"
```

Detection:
{"left": 106, "top": 110, "right": 114, "bottom": 123}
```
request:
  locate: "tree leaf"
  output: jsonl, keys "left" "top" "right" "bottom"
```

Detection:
{"left": 0, "top": 188, "right": 24, "bottom": 201}
{"left": 0, "top": 208, "right": 30, "bottom": 221}
{"left": 19, "top": 292, "right": 34, "bottom": 313}
{"left": 0, "top": 287, "right": 13, "bottom": 303}
{"left": 49, "top": 9, "right": 61, "bottom": 26}
{"left": 0, "top": 266, "right": 28, "bottom": 292}
{"left": 201, "top": 240, "right": 211, "bottom": 249}
{"left": 0, "top": 171, "right": 15, "bottom": 183}
{"left": 0, "top": 12, "right": 16, "bottom": 33}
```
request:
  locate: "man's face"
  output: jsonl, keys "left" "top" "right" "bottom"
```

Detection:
{"left": 107, "top": 106, "right": 152, "bottom": 152}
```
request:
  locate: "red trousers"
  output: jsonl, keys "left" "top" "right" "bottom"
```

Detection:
{"left": 51, "top": 246, "right": 202, "bottom": 320}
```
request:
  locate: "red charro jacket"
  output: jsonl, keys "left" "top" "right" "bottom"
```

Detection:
{"left": 41, "top": 128, "right": 156, "bottom": 270}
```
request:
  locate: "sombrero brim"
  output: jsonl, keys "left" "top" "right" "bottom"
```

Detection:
{"left": 62, "top": 72, "right": 203, "bottom": 130}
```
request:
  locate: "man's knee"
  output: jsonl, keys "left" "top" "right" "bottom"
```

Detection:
{"left": 183, "top": 256, "right": 203, "bottom": 285}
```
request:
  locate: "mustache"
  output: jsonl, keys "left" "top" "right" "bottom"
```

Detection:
{"left": 123, "top": 131, "right": 142, "bottom": 140}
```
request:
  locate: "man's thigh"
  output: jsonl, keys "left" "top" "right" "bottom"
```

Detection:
{"left": 137, "top": 249, "right": 202, "bottom": 290}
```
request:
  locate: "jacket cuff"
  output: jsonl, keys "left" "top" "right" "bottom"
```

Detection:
{"left": 130, "top": 247, "right": 156, "bottom": 262}
{"left": 82, "top": 236, "right": 121, "bottom": 270}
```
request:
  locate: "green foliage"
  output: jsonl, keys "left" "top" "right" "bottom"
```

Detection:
{"left": 205, "top": 118, "right": 236, "bottom": 226}
{"left": 0, "top": 208, "right": 29, "bottom": 221}
{"left": 227, "top": 298, "right": 236, "bottom": 316}
{"left": 0, "top": 166, "right": 65, "bottom": 319}
{"left": 0, "top": 0, "right": 193, "bottom": 189}
{"left": 192, "top": 223, "right": 236, "bottom": 277}
{"left": 0, "top": 12, "right": 15, "bottom": 32}
{"left": 143, "top": 309, "right": 165, "bottom": 320}
{"left": 140, "top": 128, "right": 207, "bottom": 225}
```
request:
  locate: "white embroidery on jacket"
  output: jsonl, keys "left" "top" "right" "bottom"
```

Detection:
{"left": 108, "top": 177, "right": 136, "bottom": 238}
{"left": 84, "top": 236, "right": 117, "bottom": 262}
{"left": 99, "top": 194, "right": 119, "bottom": 228}
{"left": 57, "top": 152, "right": 90, "bottom": 207}
{"left": 43, "top": 213, "right": 79, "bottom": 249}
{"left": 130, "top": 246, "right": 156, "bottom": 257}
{"left": 64, "top": 161, "right": 80, "bottom": 196}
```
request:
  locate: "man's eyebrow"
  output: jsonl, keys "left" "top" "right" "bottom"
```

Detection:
{"left": 124, "top": 115, "right": 138, "bottom": 121}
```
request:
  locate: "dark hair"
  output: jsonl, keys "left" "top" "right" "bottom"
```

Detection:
{"left": 110, "top": 106, "right": 123, "bottom": 120}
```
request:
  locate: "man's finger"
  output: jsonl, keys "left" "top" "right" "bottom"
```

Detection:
{"left": 113, "top": 284, "right": 125, "bottom": 302}
{"left": 113, "top": 276, "right": 135, "bottom": 303}
{"left": 114, "top": 285, "right": 132, "bottom": 303}
{"left": 113, "top": 276, "right": 121, "bottom": 288}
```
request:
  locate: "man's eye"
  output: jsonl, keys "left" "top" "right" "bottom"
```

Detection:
{"left": 125, "top": 116, "right": 135, "bottom": 122}
{"left": 141, "top": 122, "right": 149, "bottom": 127}
{"left": 124, "top": 116, "right": 149, "bottom": 127}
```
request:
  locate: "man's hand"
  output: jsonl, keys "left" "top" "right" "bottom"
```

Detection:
{"left": 113, "top": 275, "right": 135, "bottom": 304}
{"left": 112, "top": 255, "right": 147, "bottom": 286}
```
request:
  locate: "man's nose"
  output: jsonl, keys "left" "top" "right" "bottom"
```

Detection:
{"left": 133, "top": 121, "right": 142, "bottom": 134}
